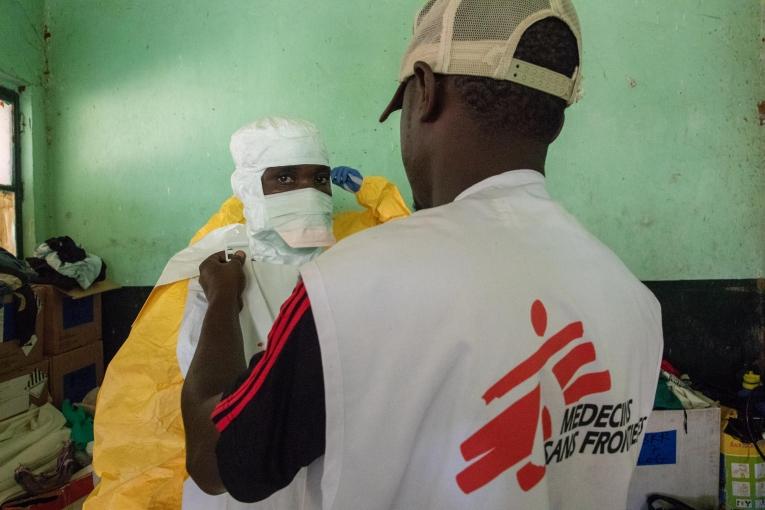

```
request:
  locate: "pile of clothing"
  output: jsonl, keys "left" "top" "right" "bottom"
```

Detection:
{"left": 0, "top": 405, "right": 71, "bottom": 504}
{"left": 0, "top": 236, "right": 106, "bottom": 347}
{"left": 0, "top": 248, "right": 38, "bottom": 346}
{"left": 0, "top": 394, "right": 97, "bottom": 507}
{"left": 26, "top": 237, "right": 106, "bottom": 291}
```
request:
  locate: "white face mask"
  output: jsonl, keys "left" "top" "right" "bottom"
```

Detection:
{"left": 264, "top": 188, "right": 335, "bottom": 249}
{"left": 247, "top": 228, "right": 326, "bottom": 266}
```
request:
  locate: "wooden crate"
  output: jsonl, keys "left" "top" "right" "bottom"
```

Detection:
{"left": 34, "top": 280, "right": 119, "bottom": 355}
{"left": 0, "top": 359, "right": 49, "bottom": 421}
{"left": 48, "top": 340, "right": 104, "bottom": 407}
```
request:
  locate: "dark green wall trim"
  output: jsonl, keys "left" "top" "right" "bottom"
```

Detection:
{"left": 644, "top": 279, "right": 763, "bottom": 398}
{"left": 102, "top": 287, "right": 152, "bottom": 367}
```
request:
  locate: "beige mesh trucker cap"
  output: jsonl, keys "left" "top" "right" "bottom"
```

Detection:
{"left": 380, "top": 0, "right": 582, "bottom": 121}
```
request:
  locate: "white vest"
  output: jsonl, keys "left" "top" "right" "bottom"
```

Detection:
{"left": 300, "top": 170, "right": 663, "bottom": 510}
{"left": 165, "top": 224, "right": 309, "bottom": 509}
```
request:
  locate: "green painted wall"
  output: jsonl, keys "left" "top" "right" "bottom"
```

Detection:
{"left": 0, "top": 0, "right": 49, "bottom": 256}
{"left": 547, "top": 1, "right": 765, "bottom": 282}
{"left": 41, "top": 0, "right": 763, "bottom": 286}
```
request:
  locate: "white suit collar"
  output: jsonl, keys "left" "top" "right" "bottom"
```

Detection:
{"left": 455, "top": 169, "right": 545, "bottom": 202}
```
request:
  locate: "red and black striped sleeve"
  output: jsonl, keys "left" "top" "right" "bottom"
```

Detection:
{"left": 211, "top": 281, "right": 326, "bottom": 503}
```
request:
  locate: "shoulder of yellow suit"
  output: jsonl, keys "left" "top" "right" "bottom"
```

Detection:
{"left": 190, "top": 197, "right": 245, "bottom": 244}
{"left": 355, "top": 176, "right": 411, "bottom": 222}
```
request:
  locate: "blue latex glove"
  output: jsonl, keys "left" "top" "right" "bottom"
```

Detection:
{"left": 331, "top": 166, "right": 364, "bottom": 193}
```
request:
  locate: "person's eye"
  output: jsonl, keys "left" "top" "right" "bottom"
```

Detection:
{"left": 277, "top": 175, "right": 295, "bottom": 184}
{"left": 316, "top": 175, "right": 330, "bottom": 185}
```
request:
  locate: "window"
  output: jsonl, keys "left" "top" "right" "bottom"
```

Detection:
{"left": 0, "top": 87, "right": 22, "bottom": 256}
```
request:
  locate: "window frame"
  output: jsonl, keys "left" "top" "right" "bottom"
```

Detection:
{"left": 0, "top": 85, "right": 23, "bottom": 256}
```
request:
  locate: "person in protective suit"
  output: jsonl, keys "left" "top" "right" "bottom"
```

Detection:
{"left": 85, "top": 117, "right": 409, "bottom": 510}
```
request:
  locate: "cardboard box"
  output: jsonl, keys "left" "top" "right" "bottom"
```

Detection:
{"left": 34, "top": 280, "right": 119, "bottom": 355}
{"left": 627, "top": 407, "right": 721, "bottom": 510}
{"left": 48, "top": 340, "right": 103, "bottom": 408}
{"left": 719, "top": 406, "right": 765, "bottom": 509}
{"left": 0, "top": 290, "right": 44, "bottom": 375}
{"left": 0, "top": 360, "right": 49, "bottom": 421}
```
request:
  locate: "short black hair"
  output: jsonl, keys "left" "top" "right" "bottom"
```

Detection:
{"left": 452, "top": 17, "right": 579, "bottom": 143}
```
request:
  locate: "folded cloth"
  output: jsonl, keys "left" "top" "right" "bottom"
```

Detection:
{"left": 0, "top": 248, "right": 36, "bottom": 296}
{"left": 28, "top": 237, "right": 107, "bottom": 290}
{"left": 27, "top": 257, "right": 79, "bottom": 290}
{"left": 44, "top": 251, "right": 103, "bottom": 290}
{"left": 0, "top": 404, "right": 70, "bottom": 504}
{"left": 44, "top": 237, "right": 86, "bottom": 264}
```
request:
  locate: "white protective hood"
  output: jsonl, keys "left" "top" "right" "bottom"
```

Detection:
{"left": 230, "top": 117, "right": 333, "bottom": 265}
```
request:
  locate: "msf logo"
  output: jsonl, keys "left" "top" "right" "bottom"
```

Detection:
{"left": 456, "top": 300, "right": 612, "bottom": 494}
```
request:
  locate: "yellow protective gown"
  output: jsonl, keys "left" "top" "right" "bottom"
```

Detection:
{"left": 86, "top": 178, "right": 410, "bottom": 510}
{"left": 332, "top": 176, "right": 410, "bottom": 238}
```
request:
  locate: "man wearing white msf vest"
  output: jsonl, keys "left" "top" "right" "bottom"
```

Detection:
{"left": 182, "top": 1, "right": 664, "bottom": 509}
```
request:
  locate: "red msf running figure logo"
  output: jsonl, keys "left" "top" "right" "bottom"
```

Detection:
{"left": 456, "top": 300, "right": 612, "bottom": 494}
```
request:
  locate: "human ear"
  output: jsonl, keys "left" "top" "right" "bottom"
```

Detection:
{"left": 412, "top": 61, "right": 441, "bottom": 123}
{"left": 550, "top": 111, "right": 565, "bottom": 143}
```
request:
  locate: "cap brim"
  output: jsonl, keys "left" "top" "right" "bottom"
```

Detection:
{"left": 379, "top": 81, "right": 407, "bottom": 123}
